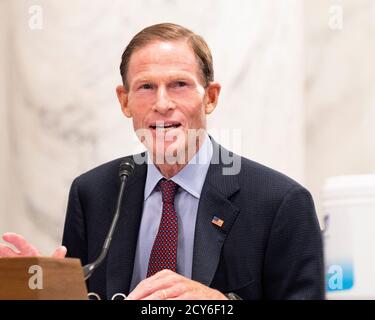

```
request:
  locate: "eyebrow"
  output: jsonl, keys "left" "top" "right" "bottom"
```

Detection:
{"left": 132, "top": 72, "right": 196, "bottom": 85}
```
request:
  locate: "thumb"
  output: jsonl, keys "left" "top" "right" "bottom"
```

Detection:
{"left": 52, "top": 245, "right": 67, "bottom": 259}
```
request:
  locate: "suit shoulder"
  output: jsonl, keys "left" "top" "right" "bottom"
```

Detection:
{"left": 74, "top": 155, "right": 137, "bottom": 187}
{"left": 212, "top": 140, "right": 308, "bottom": 197}
{"left": 239, "top": 156, "right": 307, "bottom": 196}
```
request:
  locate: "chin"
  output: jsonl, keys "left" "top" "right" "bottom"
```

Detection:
{"left": 152, "top": 140, "right": 188, "bottom": 165}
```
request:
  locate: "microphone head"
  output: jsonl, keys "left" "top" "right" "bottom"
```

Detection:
{"left": 119, "top": 158, "right": 135, "bottom": 178}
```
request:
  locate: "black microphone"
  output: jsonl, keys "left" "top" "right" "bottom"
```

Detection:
{"left": 82, "top": 158, "right": 135, "bottom": 280}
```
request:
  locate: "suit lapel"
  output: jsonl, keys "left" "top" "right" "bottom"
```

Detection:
{"left": 192, "top": 140, "right": 240, "bottom": 286}
{"left": 106, "top": 158, "right": 147, "bottom": 298}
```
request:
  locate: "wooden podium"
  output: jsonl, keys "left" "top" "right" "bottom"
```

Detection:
{"left": 0, "top": 257, "right": 88, "bottom": 300}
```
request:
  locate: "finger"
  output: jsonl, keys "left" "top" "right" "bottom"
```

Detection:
{"left": 0, "top": 243, "right": 20, "bottom": 257}
{"left": 142, "top": 283, "right": 187, "bottom": 300}
{"left": 142, "top": 289, "right": 167, "bottom": 300}
{"left": 166, "top": 291, "right": 199, "bottom": 300}
{"left": 127, "top": 270, "right": 181, "bottom": 300}
{"left": 127, "top": 270, "right": 175, "bottom": 299}
{"left": 167, "top": 287, "right": 227, "bottom": 300}
{"left": 52, "top": 246, "right": 67, "bottom": 259}
{"left": 2, "top": 233, "right": 40, "bottom": 256}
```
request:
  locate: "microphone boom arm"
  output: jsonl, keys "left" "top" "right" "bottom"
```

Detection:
{"left": 82, "top": 159, "right": 134, "bottom": 280}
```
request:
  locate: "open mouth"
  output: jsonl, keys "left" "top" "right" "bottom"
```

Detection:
{"left": 149, "top": 122, "right": 181, "bottom": 130}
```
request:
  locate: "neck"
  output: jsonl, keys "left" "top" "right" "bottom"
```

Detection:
{"left": 155, "top": 163, "right": 187, "bottom": 179}
{"left": 152, "top": 135, "right": 207, "bottom": 179}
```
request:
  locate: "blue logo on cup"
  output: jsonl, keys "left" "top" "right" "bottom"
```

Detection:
{"left": 326, "top": 262, "right": 354, "bottom": 291}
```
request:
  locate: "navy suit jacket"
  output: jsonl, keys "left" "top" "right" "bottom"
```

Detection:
{"left": 62, "top": 140, "right": 325, "bottom": 299}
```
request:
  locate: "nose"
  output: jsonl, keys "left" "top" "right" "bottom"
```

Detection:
{"left": 152, "top": 86, "right": 175, "bottom": 114}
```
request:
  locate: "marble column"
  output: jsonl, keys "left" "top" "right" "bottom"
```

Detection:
{"left": 0, "top": 1, "right": 11, "bottom": 240}
{"left": 305, "top": 0, "right": 375, "bottom": 215}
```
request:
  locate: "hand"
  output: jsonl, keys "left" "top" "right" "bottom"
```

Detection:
{"left": 0, "top": 232, "right": 67, "bottom": 258}
{"left": 126, "top": 269, "right": 228, "bottom": 300}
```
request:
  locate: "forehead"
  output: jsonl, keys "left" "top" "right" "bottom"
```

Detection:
{"left": 127, "top": 40, "right": 201, "bottom": 81}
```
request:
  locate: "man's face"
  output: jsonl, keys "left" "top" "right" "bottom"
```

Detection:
{"left": 116, "top": 40, "right": 220, "bottom": 163}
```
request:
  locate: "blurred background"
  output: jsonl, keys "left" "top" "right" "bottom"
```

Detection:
{"left": 0, "top": 0, "right": 374, "bottom": 297}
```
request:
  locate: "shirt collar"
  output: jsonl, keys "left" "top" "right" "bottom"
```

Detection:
{"left": 144, "top": 134, "right": 213, "bottom": 200}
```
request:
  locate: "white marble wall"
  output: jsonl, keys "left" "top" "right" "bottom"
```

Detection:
{"left": 305, "top": 0, "right": 375, "bottom": 215}
{"left": 0, "top": 1, "right": 9, "bottom": 230}
{"left": 0, "top": 0, "right": 305, "bottom": 254}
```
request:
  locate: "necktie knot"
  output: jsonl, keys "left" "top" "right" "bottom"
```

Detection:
{"left": 158, "top": 179, "right": 178, "bottom": 204}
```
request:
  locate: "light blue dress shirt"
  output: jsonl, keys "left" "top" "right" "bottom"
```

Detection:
{"left": 129, "top": 135, "right": 213, "bottom": 292}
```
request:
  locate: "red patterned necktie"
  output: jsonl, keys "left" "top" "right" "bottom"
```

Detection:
{"left": 147, "top": 179, "right": 179, "bottom": 277}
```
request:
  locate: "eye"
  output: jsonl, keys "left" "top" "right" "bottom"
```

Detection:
{"left": 170, "top": 81, "right": 188, "bottom": 88}
{"left": 139, "top": 83, "right": 153, "bottom": 90}
{"left": 176, "top": 81, "right": 187, "bottom": 87}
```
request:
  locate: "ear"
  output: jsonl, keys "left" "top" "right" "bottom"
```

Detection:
{"left": 116, "top": 85, "right": 132, "bottom": 118}
{"left": 204, "top": 82, "right": 221, "bottom": 115}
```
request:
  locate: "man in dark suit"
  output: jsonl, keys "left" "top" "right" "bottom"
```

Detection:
{"left": 0, "top": 23, "right": 324, "bottom": 300}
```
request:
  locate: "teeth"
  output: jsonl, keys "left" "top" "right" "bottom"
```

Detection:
{"left": 152, "top": 124, "right": 179, "bottom": 129}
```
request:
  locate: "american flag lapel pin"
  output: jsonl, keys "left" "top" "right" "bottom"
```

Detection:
{"left": 211, "top": 216, "right": 224, "bottom": 227}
